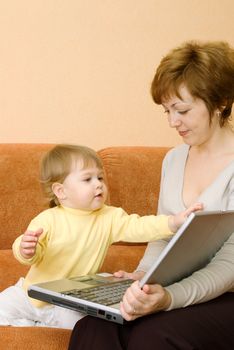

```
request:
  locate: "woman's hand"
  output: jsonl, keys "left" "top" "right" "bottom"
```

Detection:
{"left": 113, "top": 270, "right": 145, "bottom": 280}
{"left": 120, "top": 281, "right": 171, "bottom": 321}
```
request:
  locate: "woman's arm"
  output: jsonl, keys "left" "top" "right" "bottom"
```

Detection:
{"left": 136, "top": 240, "right": 169, "bottom": 272}
{"left": 120, "top": 232, "right": 234, "bottom": 321}
{"left": 166, "top": 232, "right": 234, "bottom": 309}
{"left": 166, "top": 177, "right": 234, "bottom": 309}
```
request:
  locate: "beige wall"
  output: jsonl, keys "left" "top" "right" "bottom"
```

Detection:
{"left": 0, "top": 0, "right": 233, "bottom": 149}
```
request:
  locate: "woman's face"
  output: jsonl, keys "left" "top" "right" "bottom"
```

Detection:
{"left": 162, "top": 85, "right": 220, "bottom": 147}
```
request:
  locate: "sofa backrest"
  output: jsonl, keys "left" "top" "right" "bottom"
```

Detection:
{"left": 0, "top": 144, "right": 170, "bottom": 249}
{"left": 99, "top": 146, "right": 169, "bottom": 215}
{"left": 0, "top": 144, "right": 53, "bottom": 249}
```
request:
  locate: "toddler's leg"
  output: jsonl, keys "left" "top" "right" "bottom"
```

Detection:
{"left": 0, "top": 278, "right": 84, "bottom": 328}
{"left": 49, "top": 305, "right": 85, "bottom": 329}
{"left": 0, "top": 278, "right": 36, "bottom": 326}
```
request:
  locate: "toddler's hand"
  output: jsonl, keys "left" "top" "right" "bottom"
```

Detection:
{"left": 169, "top": 202, "right": 203, "bottom": 233}
{"left": 19, "top": 228, "right": 43, "bottom": 259}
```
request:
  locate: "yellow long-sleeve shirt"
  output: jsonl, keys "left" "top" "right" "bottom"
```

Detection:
{"left": 13, "top": 205, "right": 172, "bottom": 307}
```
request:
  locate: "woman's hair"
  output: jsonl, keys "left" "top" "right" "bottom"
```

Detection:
{"left": 151, "top": 40, "right": 234, "bottom": 126}
{"left": 40, "top": 144, "right": 103, "bottom": 207}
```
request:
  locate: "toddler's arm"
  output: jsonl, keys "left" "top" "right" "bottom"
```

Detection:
{"left": 19, "top": 228, "right": 43, "bottom": 259}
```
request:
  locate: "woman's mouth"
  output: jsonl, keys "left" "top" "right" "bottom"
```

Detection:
{"left": 178, "top": 130, "right": 189, "bottom": 137}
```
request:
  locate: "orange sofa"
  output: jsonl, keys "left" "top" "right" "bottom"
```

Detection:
{"left": 0, "top": 144, "right": 169, "bottom": 350}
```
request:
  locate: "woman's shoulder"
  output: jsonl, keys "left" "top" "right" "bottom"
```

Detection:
{"left": 163, "top": 143, "right": 189, "bottom": 166}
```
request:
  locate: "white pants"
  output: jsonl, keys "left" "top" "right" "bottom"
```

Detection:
{"left": 0, "top": 278, "right": 84, "bottom": 329}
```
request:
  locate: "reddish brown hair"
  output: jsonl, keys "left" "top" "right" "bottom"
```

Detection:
{"left": 151, "top": 41, "right": 234, "bottom": 126}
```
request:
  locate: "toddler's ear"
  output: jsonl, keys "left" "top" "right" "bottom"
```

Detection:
{"left": 52, "top": 182, "right": 66, "bottom": 200}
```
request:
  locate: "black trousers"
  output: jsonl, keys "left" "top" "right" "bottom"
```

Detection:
{"left": 68, "top": 293, "right": 234, "bottom": 350}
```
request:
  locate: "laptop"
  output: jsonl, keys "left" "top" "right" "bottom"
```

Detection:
{"left": 28, "top": 210, "right": 234, "bottom": 324}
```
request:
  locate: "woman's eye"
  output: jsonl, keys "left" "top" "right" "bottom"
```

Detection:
{"left": 178, "top": 110, "right": 188, "bottom": 115}
{"left": 98, "top": 177, "right": 104, "bottom": 181}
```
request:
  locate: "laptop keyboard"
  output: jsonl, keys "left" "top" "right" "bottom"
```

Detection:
{"left": 63, "top": 279, "right": 132, "bottom": 306}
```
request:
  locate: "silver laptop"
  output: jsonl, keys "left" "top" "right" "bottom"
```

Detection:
{"left": 28, "top": 210, "right": 234, "bottom": 324}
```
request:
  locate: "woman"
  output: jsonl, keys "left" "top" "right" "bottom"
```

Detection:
{"left": 68, "top": 41, "right": 234, "bottom": 349}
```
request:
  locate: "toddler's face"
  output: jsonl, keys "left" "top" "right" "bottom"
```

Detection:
{"left": 61, "top": 160, "right": 107, "bottom": 211}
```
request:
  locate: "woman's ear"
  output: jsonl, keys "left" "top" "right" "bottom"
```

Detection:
{"left": 52, "top": 182, "right": 66, "bottom": 200}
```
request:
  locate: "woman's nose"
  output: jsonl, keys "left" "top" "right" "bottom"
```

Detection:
{"left": 168, "top": 113, "right": 181, "bottom": 128}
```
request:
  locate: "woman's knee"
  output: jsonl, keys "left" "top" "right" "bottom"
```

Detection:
{"left": 68, "top": 316, "right": 123, "bottom": 350}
